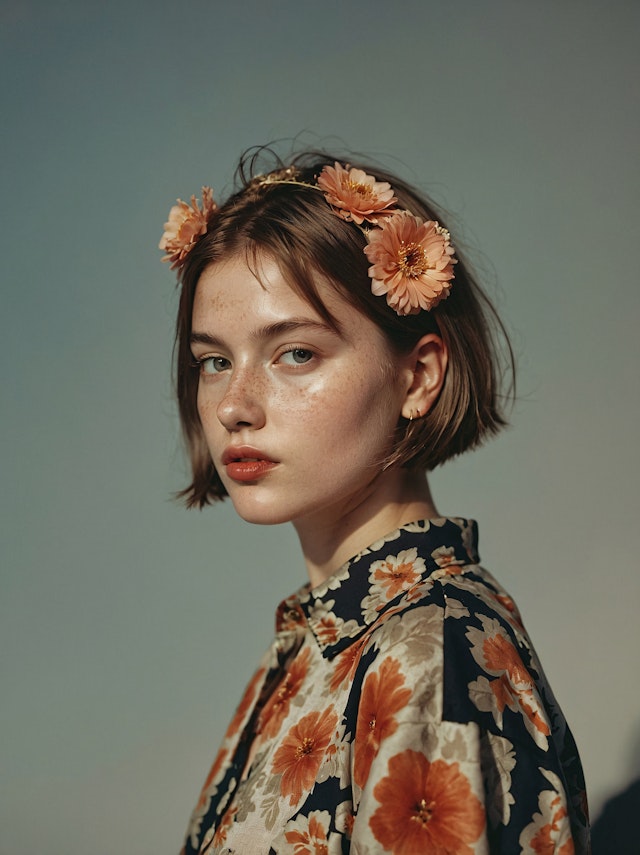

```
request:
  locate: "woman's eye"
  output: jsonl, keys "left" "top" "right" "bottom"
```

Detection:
{"left": 199, "top": 356, "right": 231, "bottom": 374}
{"left": 280, "top": 348, "right": 314, "bottom": 366}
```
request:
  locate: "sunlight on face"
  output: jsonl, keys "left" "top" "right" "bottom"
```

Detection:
{"left": 190, "top": 254, "right": 410, "bottom": 529}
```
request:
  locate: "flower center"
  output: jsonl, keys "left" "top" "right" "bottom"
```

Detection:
{"left": 368, "top": 717, "right": 377, "bottom": 731}
{"left": 397, "top": 242, "right": 432, "bottom": 278}
{"left": 276, "top": 677, "right": 292, "bottom": 703}
{"left": 384, "top": 561, "right": 413, "bottom": 581}
{"left": 347, "top": 180, "right": 375, "bottom": 200}
{"left": 296, "top": 737, "right": 315, "bottom": 758}
{"left": 411, "top": 798, "right": 436, "bottom": 826}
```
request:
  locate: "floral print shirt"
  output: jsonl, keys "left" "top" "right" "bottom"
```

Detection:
{"left": 181, "top": 518, "right": 590, "bottom": 854}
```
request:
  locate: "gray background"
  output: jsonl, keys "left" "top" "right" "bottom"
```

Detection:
{"left": 2, "top": 1, "right": 638, "bottom": 852}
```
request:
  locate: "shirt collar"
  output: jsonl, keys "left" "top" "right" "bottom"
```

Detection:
{"left": 274, "top": 517, "right": 479, "bottom": 659}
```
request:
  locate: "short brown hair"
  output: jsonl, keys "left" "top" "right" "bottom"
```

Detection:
{"left": 172, "top": 147, "right": 515, "bottom": 508}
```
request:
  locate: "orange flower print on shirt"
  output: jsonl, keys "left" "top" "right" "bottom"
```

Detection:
{"left": 431, "top": 545, "right": 460, "bottom": 570}
{"left": 519, "top": 770, "right": 574, "bottom": 854}
{"left": 195, "top": 748, "right": 228, "bottom": 811}
{"left": 329, "top": 601, "right": 408, "bottom": 692}
{"left": 225, "top": 666, "right": 266, "bottom": 741}
{"left": 308, "top": 600, "right": 360, "bottom": 649}
{"left": 272, "top": 706, "right": 339, "bottom": 806}
{"left": 354, "top": 658, "right": 412, "bottom": 789}
{"left": 362, "top": 548, "right": 426, "bottom": 622}
{"left": 280, "top": 809, "right": 339, "bottom": 855}
{"left": 259, "top": 648, "right": 311, "bottom": 740}
{"left": 211, "top": 807, "right": 237, "bottom": 850}
{"left": 313, "top": 615, "right": 340, "bottom": 646}
{"left": 330, "top": 635, "right": 367, "bottom": 692}
{"left": 370, "top": 749, "right": 485, "bottom": 855}
{"left": 486, "top": 591, "right": 526, "bottom": 632}
{"left": 372, "top": 548, "right": 425, "bottom": 599}
{"left": 335, "top": 800, "right": 355, "bottom": 839}
{"left": 466, "top": 615, "right": 551, "bottom": 749}
{"left": 277, "top": 600, "right": 306, "bottom": 631}
{"left": 483, "top": 631, "right": 531, "bottom": 682}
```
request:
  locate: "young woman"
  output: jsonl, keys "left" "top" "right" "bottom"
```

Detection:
{"left": 160, "top": 150, "right": 590, "bottom": 854}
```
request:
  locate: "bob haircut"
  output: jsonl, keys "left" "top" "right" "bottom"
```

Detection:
{"left": 173, "top": 147, "right": 515, "bottom": 508}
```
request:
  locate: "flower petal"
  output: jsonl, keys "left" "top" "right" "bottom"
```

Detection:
{"left": 159, "top": 186, "right": 216, "bottom": 269}
{"left": 317, "top": 162, "right": 397, "bottom": 225}
{"left": 364, "top": 212, "right": 456, "bottom": 314}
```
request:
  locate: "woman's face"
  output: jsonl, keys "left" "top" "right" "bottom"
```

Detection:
{"left": 190, "top": 254, "right": 412, "bottom": 528}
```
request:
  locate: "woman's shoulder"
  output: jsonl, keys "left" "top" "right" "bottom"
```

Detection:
{"left": 350, "top": 558, "right": 553, "bottom": 726}
{"left": 355, "top": 555, "right": 529, "bottom": 661}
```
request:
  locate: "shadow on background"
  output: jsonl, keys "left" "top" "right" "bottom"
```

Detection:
{"left": 591, "top": 725, "right": 640, "bottom": 854}
{"left": 591, "top": 777, "right": 640, "bottom": 855}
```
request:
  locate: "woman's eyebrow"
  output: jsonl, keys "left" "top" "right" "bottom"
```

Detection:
{"left": 249, "top": 319, "right": 339, "bottom": 341}
{"left": 189, "top": 331, "right": 224, "bottom": 348}
{"left": 190, "top": 319, "right": 340, "bottom": 347}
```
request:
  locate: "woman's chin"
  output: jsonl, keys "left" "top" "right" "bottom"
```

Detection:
{"left": 228, "top": 496, "right": 293, "bottom": 527}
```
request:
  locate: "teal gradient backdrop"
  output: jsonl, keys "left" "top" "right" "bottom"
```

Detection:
{"left": 2, "top": 1, "right": 639, "bottom": 852}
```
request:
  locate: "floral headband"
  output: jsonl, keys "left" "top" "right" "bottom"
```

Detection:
{"left": 159, "top": 162, "right": 457, "bottom": 315}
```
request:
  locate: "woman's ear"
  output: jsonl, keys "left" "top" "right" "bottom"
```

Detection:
{"left": 400, "top": 334, "right": 448, "bottom": 420}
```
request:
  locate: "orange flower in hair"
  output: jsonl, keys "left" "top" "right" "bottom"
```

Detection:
{"left": 159, "top": 186, "right": 216, "bottom": 269}
{"left": 161, "top": 166, "right": 457, "bottom": 317}
{"left": 364, "top": 212, "right": 456, "bottom": 315}
{"left": 317, "top": 162, "right": 397, "bottom": 225}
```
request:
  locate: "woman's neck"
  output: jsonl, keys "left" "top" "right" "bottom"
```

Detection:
{"left": 293, "top": 469, "right": 439, "bottom": 589}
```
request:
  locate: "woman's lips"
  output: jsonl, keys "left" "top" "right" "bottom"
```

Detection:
{"left": 225, "top": 459, "right": 277, "bottom": 482}
{"left": 222, "top": 447, "right": 277, "bottom": 482}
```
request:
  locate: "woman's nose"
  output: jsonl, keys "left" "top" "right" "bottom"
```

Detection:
{"left": 216, "top": 369, "right": 266, "bottom": 432}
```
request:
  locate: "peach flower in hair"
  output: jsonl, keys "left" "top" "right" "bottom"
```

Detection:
{"left": 364, "top": 212, "right": 456, "bottom": 314}
{"left": 317, "top": 162, "right": 397, "bottom": 225}
{"left": 159, "top": 186, "right": 216, "bottom": 269}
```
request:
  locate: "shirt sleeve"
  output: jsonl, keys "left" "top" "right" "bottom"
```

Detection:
{"left": 346, "top": 584, "right": 589, "bottom": 854}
